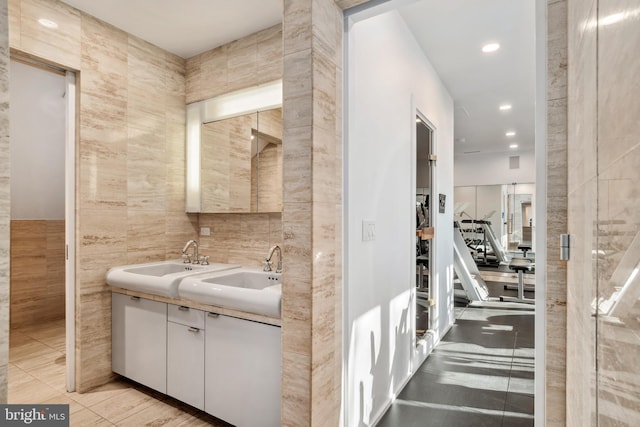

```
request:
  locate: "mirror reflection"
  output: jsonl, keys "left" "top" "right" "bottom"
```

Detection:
{"left": 200, "top": 108, "right": 282, "bottom": 213}
{"left": 454, "top": 183, "right": 535, "bottom": 264}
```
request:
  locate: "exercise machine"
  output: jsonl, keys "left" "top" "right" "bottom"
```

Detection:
{"left": 453, "top": 223, "right": 490, "bottom": 302}
{"left": 500, "top": 257, "right": 535, "bottom": 304}
{"left": 461, "top": 218, "right": 510, "bottom": 265}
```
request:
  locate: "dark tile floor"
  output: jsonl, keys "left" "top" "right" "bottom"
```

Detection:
{"left": 378, "top": 289, "right": 535, "bottom": 427}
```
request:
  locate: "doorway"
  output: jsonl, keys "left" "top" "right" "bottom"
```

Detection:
{"left": 415, "top": 113, "right": 436, "bottom": 340}
{"left": 8, "top": 57, "right": 76, "bottom": 393}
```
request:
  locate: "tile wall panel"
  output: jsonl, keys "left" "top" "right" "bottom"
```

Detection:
{"left": 76, "top": 14, "right": 129, "bottom": 390}
{"left": 19, "top": 0, "right": 80, "bottom": 69}
{"left": 197, "top": 213, "right": 282, "bottom": 268}
{"left": 0, "top": 0, "right": 9, "bottom": 403}
{"left": 546, "top": 1, "right": 568, "bottom": 425}
{"left": 10, "top": 220, "right": 65, "bottom": 329}
{"left": 282, "top": 0, "right": 342, "bottom": 425}
{"left": 7, "top": 0, "right": 18, "bottom": 47}
{"left": 185, "top": 24, "right": 282, "bottom": 104}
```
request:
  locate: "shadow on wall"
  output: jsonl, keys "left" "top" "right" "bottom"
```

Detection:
{"left": 355, "top": 304, "right": 411, "bottom": 426}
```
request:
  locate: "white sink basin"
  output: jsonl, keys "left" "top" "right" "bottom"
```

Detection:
{"left": 106, "top": 260, "right": 240, "bottom": 298}
{"left": 179, "top": 268, "right": 282, "bottom": 318}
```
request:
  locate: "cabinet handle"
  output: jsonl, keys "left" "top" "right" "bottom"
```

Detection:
{"left": 178, "top": 306, "right": 189, "bottom": 311}
{"left": 130, "top": 296, "right": 140, "bottom": 301}
{"left": 188, "top": 327, "right": 200, "bottom": 333}
{"left": 207, "top": 312, "right": 219, "bottom": 318}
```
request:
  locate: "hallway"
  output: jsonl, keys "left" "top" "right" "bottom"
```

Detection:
{"left": 378, "top": 305, "right": 534, "bottom": 427}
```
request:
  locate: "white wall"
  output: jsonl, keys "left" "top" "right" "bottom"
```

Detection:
{"left": 345, "top": 9, "right": 454, "bottom": 426}
{"left": 454, "top": 149, "right": 535, "bottom": 187}
{"left": 9, "top": 60, "right": 65, "bottom": 219}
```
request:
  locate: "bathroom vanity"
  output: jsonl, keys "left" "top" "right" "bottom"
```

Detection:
{"left": 111, "top": 292, "right": 281, "bottom": 427}
{"left": 109, "top": 261, "right": 282, "bottom": 427}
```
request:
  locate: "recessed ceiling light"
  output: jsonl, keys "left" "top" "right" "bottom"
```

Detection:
{"left": 482, "top": 43, "right": 500, "bottom": 53}
{"left": 499, "top": 104, "right": 512, "bottom": 111}
{"left": 506, "top": 131, "right": 516, "bottom": 137}
{"left": 38, "top": 18, "right": 58, "bottom": 29}
{"left": 509, "top": 143, "right": 519, "bottom": 149}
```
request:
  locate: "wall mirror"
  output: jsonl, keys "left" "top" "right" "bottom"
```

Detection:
{"left": 454, "top": 183, "right": 535, "bottom": 261}
{"left": 185, "top": 80, "right": 282, "bottom": 213}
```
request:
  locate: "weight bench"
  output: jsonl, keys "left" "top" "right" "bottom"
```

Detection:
{"left": 500, "top": 258, "right": 535, "bottom": 305}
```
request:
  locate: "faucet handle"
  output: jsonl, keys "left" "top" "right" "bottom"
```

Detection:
{"left": 263, "top": 258, "right": 273, "bottom": 272}
{"left": 182, "top": 254, "right": 191, "bottom": 264}
{"left": 200, "top": 255, "right": 210, "bottom": 265}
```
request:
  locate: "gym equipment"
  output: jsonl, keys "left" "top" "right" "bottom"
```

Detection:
{"left": 500, "top": 258, "right": 535, "bottom": 304}
{"left": 453, "top": 223, "right": 489, "bottom": 302}
{"left": 518, "top": 241, "right": 532, "bottom": 258}
{"left": 461, "top": 219, "right": 510, "bottom": 265}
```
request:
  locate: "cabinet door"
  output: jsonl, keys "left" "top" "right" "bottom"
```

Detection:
{"left": 205, "top": 313, "right": 281, "bottom": 427}
{"left": 167, "top": 321, "right": 205, "bottom": 410}
{"left": 112, "top": 293, "right": 167, "bottom": 393}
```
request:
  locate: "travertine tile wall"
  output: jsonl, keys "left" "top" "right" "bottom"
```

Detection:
{"left": 281, "top": 0, "right": 343, "bottom": 425}
{"left": 197, "top": 213, "right": 282, "bottom": 268}
{"left": 10, "top": 220, "right": 65, "bottom": 329}
{"left": 0, "top": 0, "right": 9, "bottom": 404}
{"left": 8, "top": 0, "right": 195, "bottom": 392}
{"left": 185, "top": 24, "right": 282, "bottom": 104}
{"left": 546, "top": 1, "right": 569, "bottom": 425}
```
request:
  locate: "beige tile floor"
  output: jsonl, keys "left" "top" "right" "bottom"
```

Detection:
{"left": 9, "top": 319, "right": 231, "bottom": 426}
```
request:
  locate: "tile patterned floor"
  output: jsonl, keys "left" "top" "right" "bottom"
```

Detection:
{"left": 378, "top": 301, "right": 535, "bottom": 427}
{"left": 8, "top": 320, "right": 231, "bottom": 426}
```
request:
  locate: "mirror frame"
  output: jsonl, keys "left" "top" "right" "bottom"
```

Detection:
{"left": 185, "top": 80, "right": 283, "bottom": 213}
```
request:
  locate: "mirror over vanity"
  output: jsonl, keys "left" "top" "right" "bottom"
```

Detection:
{"left": 186, "top": 80, "right": 283, "bottom": 213}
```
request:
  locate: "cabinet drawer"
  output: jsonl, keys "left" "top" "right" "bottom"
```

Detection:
{"left": 168, "top": 304, "right": 205, "bottom": 329}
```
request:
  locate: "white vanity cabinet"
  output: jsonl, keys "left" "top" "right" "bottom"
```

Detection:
{"left": 112, "top": 293, "right": 167, "bottom": 393}
{"left": 204, "top": 313, "right": 281, "bottom": 427}
{"left": 167, "top": 305, "right": 205, "bottom": 410}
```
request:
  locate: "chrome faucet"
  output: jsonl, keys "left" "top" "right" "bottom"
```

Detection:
{"left": 264, "top": 245, "right": 282, "bottom": 273}
{"left": 182, "top": 240, "right": 199, "bottom": 264}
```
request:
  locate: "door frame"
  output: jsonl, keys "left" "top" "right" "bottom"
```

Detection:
{"left": 533, "top": 0, "right": 548, "bottom": 424}
{"left": 64, "top": 70, "right": 76, "bottom": 393}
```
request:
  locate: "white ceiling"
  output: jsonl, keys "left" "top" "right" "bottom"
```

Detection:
{"left": 60, "top": 0, "right": 283, "bottom": 59}
{"left": 399, "top": 0, "right": 536, "bottom": 156}
{"left": 58, "top": 0, "right": 535, "bottom": 156}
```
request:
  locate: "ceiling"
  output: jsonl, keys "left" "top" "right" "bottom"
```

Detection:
{"left": 399, "top": 0, "right": 536, "bottom": 156}
{"left": 60, "top": 0, "right": 283, "bottom": 59}
{"left": 59, "top": 0, "right": 535, "bottom": 156}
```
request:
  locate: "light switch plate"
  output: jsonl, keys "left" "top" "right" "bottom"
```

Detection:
{"left": 362, "top": 220, "right": 376, "bottom": 242}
